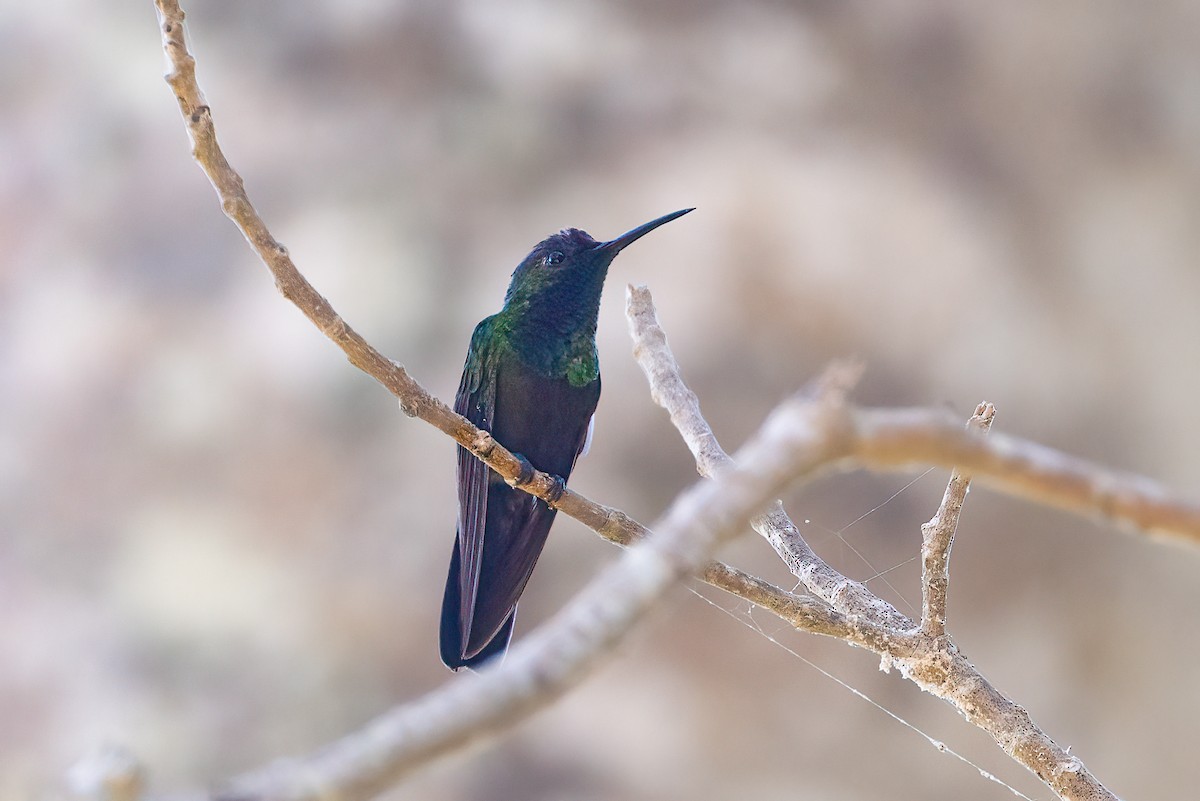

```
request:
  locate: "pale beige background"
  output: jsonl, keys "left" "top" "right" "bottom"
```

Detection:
{"left": 3, "top": 2, "right": 1199, "bottom": 799}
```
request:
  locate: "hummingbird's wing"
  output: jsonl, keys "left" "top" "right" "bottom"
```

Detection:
{"left": 448, "top": 318, "right": 499, "bottom": 660}
{"left": 458, "top": 365, "right": 599, "bottom": 660}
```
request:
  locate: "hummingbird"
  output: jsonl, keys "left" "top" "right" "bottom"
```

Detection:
{"left": 441, "top": 208, "right": 694, "bottom": 670}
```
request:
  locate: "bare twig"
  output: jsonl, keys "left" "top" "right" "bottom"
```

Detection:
{"left": 624, "top": 286, "right": 1124, "bottom": 801}
{"left": 921, "top": 402, "right": 995, "bottom": 636}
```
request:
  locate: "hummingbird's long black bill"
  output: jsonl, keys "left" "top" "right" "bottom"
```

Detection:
{"left": 596, "top": 208, "right": 694, "bottom": 255}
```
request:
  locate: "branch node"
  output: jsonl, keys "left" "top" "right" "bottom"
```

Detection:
{"left": 601, "top": 508, "right": 635, "bottom": 540}
{"left": 396, "top": 395, "right": 420, "bottom": 418}
{"left": 971, "top": 401, "right": 997, "bottom": 429}
{"left": 322, "top": 315, "right": 349, "bottom": 341}
{"left": 804, "top": 359, "right": 864, "bottom": 406}
{"left": 220, "top": 192, "right": 251, "bottom": 221}
{"left": 470, "top": 429, "right": 496, "bottom": 458}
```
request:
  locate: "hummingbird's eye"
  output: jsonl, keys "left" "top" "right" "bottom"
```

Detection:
{"left": 545, "top": 251, "right": 565, "bottom": 266}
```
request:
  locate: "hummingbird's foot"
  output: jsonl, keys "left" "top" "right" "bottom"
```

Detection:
{"left": 508, "top": 453, "right": 536, "bottom": 487}
{"left": 506, "top": 454, "right": 566, "bottom": 507}
{"left": 544, "top": 475, "right": 567, "bottom": 508}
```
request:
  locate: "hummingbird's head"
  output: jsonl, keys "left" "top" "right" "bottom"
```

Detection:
{"left": 502, "top": 209, "right": 694, "bottom": 321}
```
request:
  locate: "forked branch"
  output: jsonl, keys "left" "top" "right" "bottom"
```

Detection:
{"left": 921, "top": 402, "right": 995, "bottom": 637}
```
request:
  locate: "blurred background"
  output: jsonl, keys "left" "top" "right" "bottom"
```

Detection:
{"left": 3, "top": 1, "right": 1199, "bottom": 799}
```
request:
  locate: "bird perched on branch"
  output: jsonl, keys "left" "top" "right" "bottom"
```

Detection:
{"left": 441, "top": 208, "right": 694, "bottom": 670}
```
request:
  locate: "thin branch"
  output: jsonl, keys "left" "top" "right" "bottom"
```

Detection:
{"left": 920, "top": 402, "right": 995, "bottom": 637}
{"left": 850, "top": 407, "right": 1200, "bottom": 546}
{"left": 896, "top": 641, "right": 1111, "bottom": 801}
